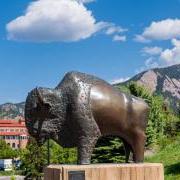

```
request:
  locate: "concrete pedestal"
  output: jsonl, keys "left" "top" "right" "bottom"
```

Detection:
{"left": 44, "top": 163, "right": 164, "bottom": 180}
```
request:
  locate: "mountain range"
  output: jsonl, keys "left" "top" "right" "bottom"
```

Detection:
{"left": 118, "top": 64, "right": 180, "bottom": 112}
{"left": 0, "top": 64, "right": 180, "bottom": 119}
{"left": 0, "top": 102, "right": 25, "bottom": 119}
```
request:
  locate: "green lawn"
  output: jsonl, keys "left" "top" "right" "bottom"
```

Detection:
{"left": 0, "top": 170, "right": 14, "bottom": 176}
{"left": 0, "top": 170, "right": 23, "bottom": 177}
{"left": 146, "top": 137, "right": 180, "bottom": 180}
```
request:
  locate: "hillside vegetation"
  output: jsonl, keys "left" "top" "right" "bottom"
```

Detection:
{"left": 119, "top": 64, "right": 180, "bottom": 113}
{"left": 146, "top": 136, "right": 180, "bottom": 180}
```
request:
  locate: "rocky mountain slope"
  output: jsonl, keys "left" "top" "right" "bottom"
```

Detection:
{"left": 120, "top": 64, "right": 180, "bottom": 112}
{"left": 0, "top": 102, "right": 25, "bottom": 119}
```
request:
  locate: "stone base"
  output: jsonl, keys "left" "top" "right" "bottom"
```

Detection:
{"left": 44, "top": 163, "right": 164, "bottom": 180}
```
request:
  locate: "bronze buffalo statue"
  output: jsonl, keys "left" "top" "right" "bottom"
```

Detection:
{"left": 25, "top": 71, "right": 149, "bottom": 164}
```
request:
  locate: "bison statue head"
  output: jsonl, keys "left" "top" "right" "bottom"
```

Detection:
{"left": 25, "top": 87, "right": 63, "bottom": 144}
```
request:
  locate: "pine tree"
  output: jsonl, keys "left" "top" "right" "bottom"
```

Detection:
{"left": 20, "top": 137, "right": 47, "bottom": 178}
{"left": 91, "top": 136, "right": 125, "bottom": 163}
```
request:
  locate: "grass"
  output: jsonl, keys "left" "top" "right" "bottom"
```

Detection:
{"left": 146, "top": 136, "right": 180, "bottom": 180}
{"left": 0, "top": 170, "right": 23, "bottom": 177}
{"left": 0, "top": 170, "right": 14, "bottom": 176}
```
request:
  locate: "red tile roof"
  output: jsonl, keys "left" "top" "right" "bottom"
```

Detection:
{"left": 0, "top": 119, "right": 29, "bottom": 135}
{"left": 0, "top": 124, "right": 25, "bottom": 127}
{"left": 0, "top": 119, "right": 25, "bottom": 123}
{"left": 0, "top": 119, "right": 26, "bottom": 127}
{"left": 0, "top": 132, "right": 28, "bottom": 136}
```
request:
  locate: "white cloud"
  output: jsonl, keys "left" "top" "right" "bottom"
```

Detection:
{"left": 145, "top": 57, "right": 159, "bottom": 68}
{"left": 76, "top": 0, "right": 96, "bottom": 3}
{"left": 135, "top": 19, "right": 180, "bottom": 42}
{"left": 6, "top": 0, "right": 109, "bottom": 42}
{"left": 138, "top": 39, "right": 180, "bottom": 72}
{"left": 136, "top": 19, "right": 180, "bottom": 71}
{"left": 136, "top": 57, "right": 159, "bottom": 73}
{"left": 113, "top": 35, "right": 126, "bottom": 42}
{"left": 160, "top": 38, "right": 180, "bottom": 65}
{"left": 134, "top": 35, "right": 151, "bottom": 43}
{"left": 6, "top": 0, "right": 127, "bottom": 43}
{"left": 141, "top": 46, "right": 162, "bottom": 56}
{"left": 111, "top": 77, "right": 130, "bottom": 84}
{"left": 172, "top": 38, "right": 180, "bottom": 47}
{"left": 105, "top": 24, "right": 128, "bottom": 42}
{"left": 105, "top": 25, "right": 127, "bottom": 35}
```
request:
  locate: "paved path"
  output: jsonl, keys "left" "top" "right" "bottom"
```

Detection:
{"left": 0, "top": 176, "right": 24, "bottom": 180}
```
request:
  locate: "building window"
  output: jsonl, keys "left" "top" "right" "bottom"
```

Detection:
{"left": 12, "top": 143, "right": 16, "bottom": 148}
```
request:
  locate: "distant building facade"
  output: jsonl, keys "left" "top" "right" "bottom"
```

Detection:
{"left": 0, "top": 118, "right": 29, "bottom": 149}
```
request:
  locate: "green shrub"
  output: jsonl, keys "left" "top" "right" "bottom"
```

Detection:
{"left": 10, "top": 176, "right": 16, "bottom": 180}
{"left": 126, "top": 82, "right": 179, "bottom": 146}
{"left": 49, "top": 140, "right": 77, "bottom": 164}
{"left": 20, "top": 137, "right": 47, "bottom": 178}
{"left": 0, "top": 140, "right": 19, "bottom": 159}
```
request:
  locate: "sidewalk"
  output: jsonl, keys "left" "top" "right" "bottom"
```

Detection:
{"left": 0, "top": 176, "right": 25, "bottom": 180}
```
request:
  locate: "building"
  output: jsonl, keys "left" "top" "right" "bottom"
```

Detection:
{"left": 0, "top": 118, "right": 29, "bottom": 149}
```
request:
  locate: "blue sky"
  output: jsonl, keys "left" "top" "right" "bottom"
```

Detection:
{"left": 0, "top": 0, "right": 180, "bottom": 104}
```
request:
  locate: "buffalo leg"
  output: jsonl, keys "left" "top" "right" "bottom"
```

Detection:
{"left": 74, "top": 96, "right": 101, "bottom": 164}
{"left": 122, "top": 139, "right": 131, "bottom": 163}
{"left": 77, "top": 136, "right": 99, "bottom": 164}
{"left": 132, "top": 131, "right": 146, "bottom": 163}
